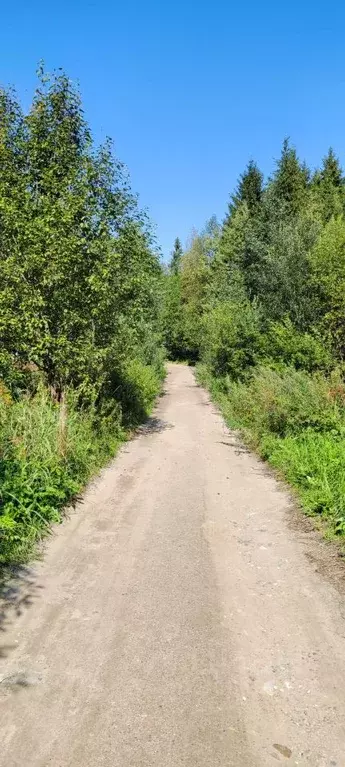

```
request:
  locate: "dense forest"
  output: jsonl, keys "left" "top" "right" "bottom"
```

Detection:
{"left": 2, "top": 68, "right": 345, "bottom": 567}
{"left": 0, "top": 70, "right": 164, "bottom": 564}
{"left": 163, "top": 141, "right": 345, "bottom": 538}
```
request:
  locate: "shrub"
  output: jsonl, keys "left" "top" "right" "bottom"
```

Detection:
{"left": 114, "top": 359, "right": 163, "bottom": 426}
{"left": 0, "top": 388, "right": 121, "bottom": 564}
{"left": 198, "top": 362, "right": 345, "bottom": 536}
{"left": 309, "top": 216, "right": 345, "bottom": 359}
{"left": 267, "top": 432, "right": 345, "bottom": 534}
{"left": 0, "top": 359, "right": 163, "bottom": 565}
{"left": 201, "top": 300, "right": 261, "bottom": 379}
{"left": 227, "top": 366, "right": 345, "bottom": 438}
{"left": 262, "top": 318, "right": 332, "bottom": 373}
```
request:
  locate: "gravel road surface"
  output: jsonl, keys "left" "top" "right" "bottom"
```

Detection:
{"left": 1, "top": 364, "right": 345, "bottom": 766}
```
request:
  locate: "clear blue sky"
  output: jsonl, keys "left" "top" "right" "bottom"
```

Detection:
{"left": 2, "top": 1, "right": 345, "bottom": 259}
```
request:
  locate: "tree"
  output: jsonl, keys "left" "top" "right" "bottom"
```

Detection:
{"left": 227, "top": 160, "right": 263, "bottom": 219}
{"left": 309, "top": 217, "right": 345, "bottom": 358}
{"left": 163, "top": 227, "right": 216, "bottom": 359}
{"left": 169, "top": 237, "right": 183, "bottom": 275}
{"left": 212, "top": 204, "right": 249, "bottom": 302}
{"left": 162, "top": 274, "right": 186, "bottom": 359}
{"left": 0, "top": 68, "right": 163, "bottom": 402}
{"left": 255, "top": 208, "right": 320, "bottom": 328}
{"left": 219, "top": 163, "right": 265, "bottom": 305}
{"left": 23, "top": 69, "right": 107, "bottom": 395}
{"left": 201, "top": 215, "right": 221, "bottom": 260}
{"left": 311, "top": 148, "right": 344, "bottom": 222}
{"left": 201, "top": 299, "right": 261, "bottom": 379}
{"left": 179, "top": 232, "right": 210, "bottom": 358}
{"left": 271, "top": 138, "right": 309, "bottom": 216}
{"left": 0, "top": 87, "right": 43, "bottom": 390}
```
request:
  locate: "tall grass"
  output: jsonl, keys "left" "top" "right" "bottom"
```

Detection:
{"left": 197, "top": 363, "right": 345, "bottom": 537}
{"left": 0, "top": 360, "right": 163, "bottom": 565}
{"left": 267, "top": 433, "right": 345, "bottom": 533}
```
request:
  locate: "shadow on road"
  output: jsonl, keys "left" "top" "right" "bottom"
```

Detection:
{"left": 0, "top": 565, "right": 42, "bottom": 656}
{"left": 218, "top": 440, "right": 249, "bottom": 455}
{"left": 137, "top": 417, "right": 174, "bottom": 435}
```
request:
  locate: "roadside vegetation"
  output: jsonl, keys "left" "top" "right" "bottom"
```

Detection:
{"left": 164, "top": 144, "right": 345, "bottom": 538}
{"left": 0, "top": 69, "right": 164, "bottom": 565}
{"left": 3, "top": 67, "right": 345, "bottom": 566}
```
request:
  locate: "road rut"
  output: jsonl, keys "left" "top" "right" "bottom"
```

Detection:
{"left": 1, "top": 363, "right": 345, "bottom": 766}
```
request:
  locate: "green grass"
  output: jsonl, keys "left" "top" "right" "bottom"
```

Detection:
{"left": 0, "top": 360, "right": 164, "bottom": 566}
{"left": 264, "top": 432, "right": 345, "bottom": 534}
{"left": 196, "top": 363, "right": 345, "bottom": 538}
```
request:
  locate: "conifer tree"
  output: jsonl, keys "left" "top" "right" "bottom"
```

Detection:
{"left": 227, "top": 160, "right": 263, "bottom": 220}
{"left": 312, "top": 148, "right": 344, "bottom": 222}
{"left": 271, "top": 138, "right": 309, "bottom": 216}
{"left": 169, "top": 237, "right": 183, "bottom": 275}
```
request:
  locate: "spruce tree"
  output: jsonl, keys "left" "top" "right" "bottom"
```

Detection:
{"left": 170, "top": 237, "right": 183, "bottom": 275}
{"left": 227, "top": 160, "right": 263, "bottom": 219}
{"left": 321, "top": 148, "right": 343, "bottom": 187}
{"left": 313, "top": 148, "right": 344, "bottom": 222}
{"left": 272, "top": 138, "right": 309, "bottom": 216}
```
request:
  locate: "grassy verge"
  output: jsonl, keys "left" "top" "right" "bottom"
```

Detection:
{"left": 0, "top": 360, "right": 164, "bottom": 566}
{"left": 196, "top": 363, "right": 345, "bottom": 539}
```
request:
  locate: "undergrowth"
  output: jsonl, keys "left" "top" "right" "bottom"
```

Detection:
{"left": 196, "top": 363, "right": 345, "bottom": 538}
{"left": 0, "top": 360, "right": 163, "bottom": 566}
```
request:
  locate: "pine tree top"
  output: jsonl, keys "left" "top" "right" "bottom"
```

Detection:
{"left": 321, "top": 148, "right": 344, "bottom": 187}
{"left": 169, "top": 236, "right": 183, "bottom": 275}
{"left": 228, "top": 160, "right": 263, "bottom": 220}
{"left": 271, "top": 138, "right": 309, "bottom": 215}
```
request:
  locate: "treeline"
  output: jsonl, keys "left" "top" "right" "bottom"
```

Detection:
{"left": 164, "top": 141, "right": 345, "bottom": 536}
{"left": 0, "top": 69, "right": 164, "bottom": 564}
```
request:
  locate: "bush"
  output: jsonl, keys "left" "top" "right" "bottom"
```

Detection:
{"left": 197, "top": 362, "right": 345, "bottom": 536}
{"left": 201, "top": 300, "right": 261, "bottom": 379}
{"left": 162, "top": 274, "right": 191, "bottom": 360}
{"left": 266, "top": 432, "right": 345, "bottom": 532}
{"left": 0, "top": 389, "right": 119, "bottom": 564}
{"left": 262, "top": 318, "right": 332, "bottom": 373}
{"left": 0, "top": 359, "right": 163, "bottom": 565}
{"left": 309, "top": 217, "right": 345, "bottom": 359}
{"left": 227, "top": 366, "right": 345, "bottom": 439}
{"left": 107, "top": 359, "right": 163, "bottom": 427}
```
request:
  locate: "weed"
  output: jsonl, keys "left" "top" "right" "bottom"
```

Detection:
{"left": 0, "top": 361, "right": 163, "bottom": 565}
{"left": 197, "top": 363, "right": 345, "bottom": 537}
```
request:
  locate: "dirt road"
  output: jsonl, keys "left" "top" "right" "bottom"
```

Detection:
{"left": 1, "top": 364, "right": 345, "bottom": 766}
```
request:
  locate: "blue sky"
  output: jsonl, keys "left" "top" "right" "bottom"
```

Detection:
{"left": 2, "top": 1, "right": 345, "bottom": 259}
